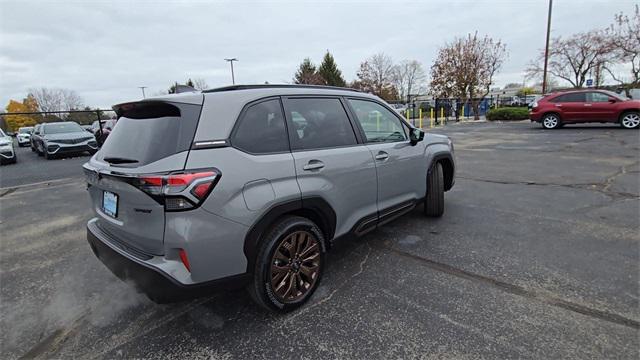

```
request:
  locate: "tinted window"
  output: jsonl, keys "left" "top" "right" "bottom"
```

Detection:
{"left": 99, "top": 102, "right": 200, "bottom": 166}
{"left": 285, "top": 98, "right": 357, "bottom": 150}
{"left": 232, "top": 99, "right": 288, "bottom": 154}
{"left": 43, "top": 122, "right": 83, "bottom": 134}
{"left": 587, "top": 92, "right": 610, "bottom": 102}
{"left": 348, "top": 99, "right": 407, "bottom": 143}
{"left": 550, "top": 93, "right": 586, "bottom": 103}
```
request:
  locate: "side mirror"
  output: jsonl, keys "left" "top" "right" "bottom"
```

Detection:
{"left": 608, "top": 97, "right": 617, "bottom": 103}
{"left": 409, "top": 128, "right": 425, "bottom": 145}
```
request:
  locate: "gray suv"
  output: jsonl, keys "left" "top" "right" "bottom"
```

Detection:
{"left": 84, "top": 85, "right": 455, "bottom": 312}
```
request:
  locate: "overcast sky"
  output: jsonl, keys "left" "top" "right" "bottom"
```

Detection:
{"left": 0, "top": 0, "right": 637, "bottom": 108}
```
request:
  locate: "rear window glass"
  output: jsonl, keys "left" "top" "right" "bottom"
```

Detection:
{"left": 232, "top": 99, "right": 289, "bottom": 154}
{"left": 43, "top": 123, "right": 83, "bottom": 134}
{"left": 99, "top": 102, "right": 201, "bottom": 166}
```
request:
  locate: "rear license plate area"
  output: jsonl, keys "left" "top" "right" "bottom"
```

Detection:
{"left": 102, "top": 191, "right": 119, "bottom": 218}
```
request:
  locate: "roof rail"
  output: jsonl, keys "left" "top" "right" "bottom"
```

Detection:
{"left": 202, "top": 84, "right": 361, "bottom": 93}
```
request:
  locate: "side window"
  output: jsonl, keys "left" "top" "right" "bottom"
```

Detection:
{"left": 347, "top": 99, "right": 407, "bottom": 143}
{"left": 232, "top": 99, "right": 289, "bottom": 154}
{"left": 284, "top": 98, "right": 357, "bottom": 150}
{"left": 550, "top": 93, "right": 586, "bottom": 103}
{"left": 587, "top": 92, "right": 610, "bottom": 102}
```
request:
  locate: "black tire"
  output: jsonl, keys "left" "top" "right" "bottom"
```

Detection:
{"left": 249, "top": 216, "right": 325, "bottom": 312}
{"left": 620, "top": 111, "right": 640, "bottom": 129}
{"left": 424, "top": 162, "right": 444, "bottom": 217}
{"left": 541, "top": 113, "right": 561, "bottom": 129}
{"left": 37, "top": 145, "right": 43, "bottom": 156}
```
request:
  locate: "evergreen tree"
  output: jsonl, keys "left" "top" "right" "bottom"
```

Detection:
{"left": 293, "top": 58, "right": 324, "bottom": 84}
{"left": 318, "top": 51, "right": 346, "bottom": 87}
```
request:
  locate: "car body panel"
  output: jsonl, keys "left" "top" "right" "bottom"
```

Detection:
{"left": 291, "top": 145, "right": 378, "bottom": 237}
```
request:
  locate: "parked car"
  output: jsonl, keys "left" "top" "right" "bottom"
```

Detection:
{"left": 530, "top": 89, "right": 640, "bottom": 129}
{"left": 91, "top": 119, "right": 117, "bottom": 146}
{"left": 0, "top": 128, "right": 17, "bottom": 164}
{"left": 30, "top": 124, "right": 42, "bottom": 152}
{"left": 84, "top": 84, "right": 456, "bottom": 312}
{"left": 16, "top": 126, "right": 34, "bottom": 147}
{"left": 33, "top": 122, "right": 98, "bottom": 159}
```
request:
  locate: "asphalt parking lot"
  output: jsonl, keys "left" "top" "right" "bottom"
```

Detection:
{"left": 0, "top": 121, "right": 638, "bottom": 359}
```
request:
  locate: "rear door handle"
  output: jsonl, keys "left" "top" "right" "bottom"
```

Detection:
{"left": 375, "top": 151, "right": 389, "bottom": 161}
{"left": 584, "top": 103, "right": 592, "bottom": 106}
{"left": 303, "top": 160, "right": 325, "bottom": 171}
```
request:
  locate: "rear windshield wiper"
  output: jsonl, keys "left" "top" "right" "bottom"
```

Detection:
{"left": 103, "top": 156, "right": 139, "bottom": 164}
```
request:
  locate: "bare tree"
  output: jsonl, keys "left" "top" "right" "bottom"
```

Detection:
{"left": 603, "top": 5, "right": 640, "bottom": 87}
{"left": 28, "top": 88, "right": 83, "bottom": 114}
{"left": 430, "top": 32, "right": 507, "bottom": 119}
{"left": 526, "top": 31, "right": 611, "bottom": 88}
{"left": 192, "top": 78, "right": 210, "bottom": 91}
{"left": 392, "top": 60, "right": 426, "bottom": 102}
{"left": 356, "top": 53, "right": 397, "bottom": 99}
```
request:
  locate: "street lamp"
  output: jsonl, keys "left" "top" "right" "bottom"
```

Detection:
{"left": 224, "top": 58, "right": 238, "bottom": 85}
{"left": 542, "top": 0, "right": 553, "bottom": 94}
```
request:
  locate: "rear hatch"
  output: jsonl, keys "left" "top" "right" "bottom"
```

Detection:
{"left": 84, "top": 98, "right": 203, "bottom": 256}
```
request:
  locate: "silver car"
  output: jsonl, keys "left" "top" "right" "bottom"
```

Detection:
{"left": 84, "top": 85, "right": 455, "bottom": 312}
{"left": 34, "top": 122, "right": 98, "bottom": 159}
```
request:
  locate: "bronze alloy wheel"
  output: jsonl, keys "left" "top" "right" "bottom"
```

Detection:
{"left": 270, "top": 230, "right": 321, "bottom": 303}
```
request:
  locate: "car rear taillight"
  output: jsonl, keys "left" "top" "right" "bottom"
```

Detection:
{"left": 134, "top": 170, "right": 219, "bottom": 211}
{"left": 179, "top": 249, "right": 191, "bottom": 272}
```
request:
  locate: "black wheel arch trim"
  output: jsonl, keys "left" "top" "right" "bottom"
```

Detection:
{"left": 430, "top": 153, "right": 455, "bottom": 191}
{"left": 243, "top": 196, "right": 337, "bottom": 272}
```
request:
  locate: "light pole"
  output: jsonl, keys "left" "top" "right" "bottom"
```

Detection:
{"left": 542, "top": 0, "right": 553, "bottom": 94}
{"left": 138, "top": 86, "right": 147, "bottom": 98}
{"left": 224, "top": 58, "right": 238, "bottom": 85}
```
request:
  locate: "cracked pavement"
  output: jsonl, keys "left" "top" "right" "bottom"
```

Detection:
{"left": 0, "top": 122, "right": 638, "bottom": 359}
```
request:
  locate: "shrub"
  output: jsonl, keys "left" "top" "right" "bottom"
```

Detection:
{"left": 486, "top": 107, "right": 529, "bottom": 121}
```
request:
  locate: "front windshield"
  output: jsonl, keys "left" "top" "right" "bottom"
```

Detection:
{"left": 19, "top": 127, "right": 33, "bottom": 133}
{"left": 0, "top": 129, "right": 6, "bottom": 137}
{"left": 43, "top": 123, "right": 83, "bottom": 134}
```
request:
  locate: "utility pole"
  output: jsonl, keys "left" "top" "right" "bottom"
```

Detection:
{"left": 542, "top": 0, "right": 553, "bottom": 94}
{"left": 224, "top": 58, "right": 238, "bottom": 85}
{"left": 138, "top": 86, "right": 147, "bottom": 98}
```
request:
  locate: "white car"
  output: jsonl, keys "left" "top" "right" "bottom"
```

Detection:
{"left": 0, "top": 128, "right": 17, "bottom": 164}
{"left": 16, "top": 126, "right": 33, "bottom": 147}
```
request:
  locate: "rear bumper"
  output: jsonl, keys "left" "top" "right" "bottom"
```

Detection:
{"left": 87, "top": 219, "right": 250, "bottom": 303}
{"left": 529, "top": 110, "right": 542, "bottom": 122}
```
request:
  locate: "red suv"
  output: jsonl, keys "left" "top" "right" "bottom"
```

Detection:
{"left": 530, "top": 89, "right": 640, "bottom": 129}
